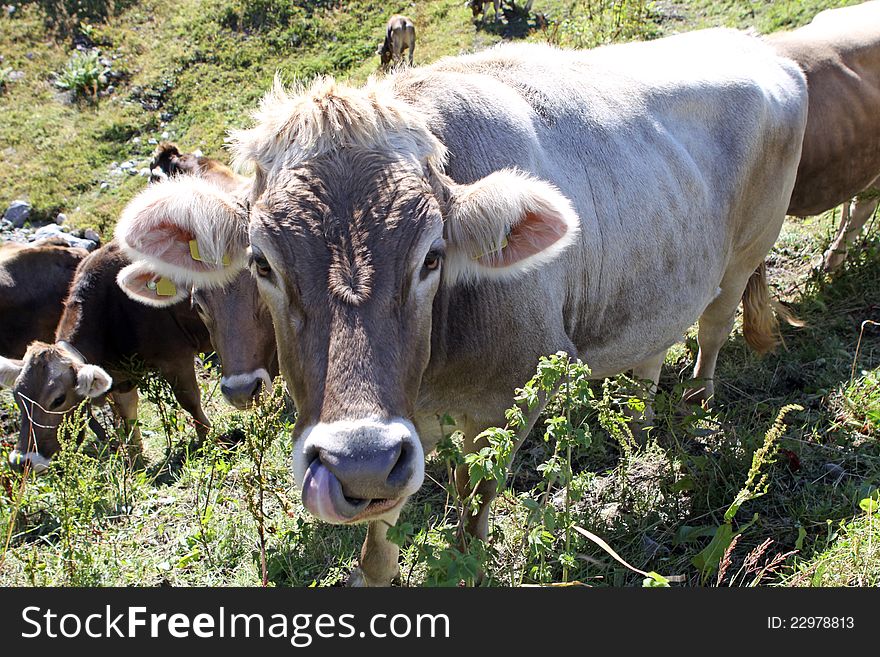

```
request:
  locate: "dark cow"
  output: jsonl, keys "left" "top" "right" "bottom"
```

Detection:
{"left": 377, "top": 15, "right": 416, "bottom": 69}
{"left": 0, "top": 242, "right": 212, "bottom": 472}
{"left": 120, "top": 146, "right": 278, "bottom": 409}
{"left": 767, "top": 2, "right": 880, "bottom": 269}
{"left": 1, "top": 238, "right": 88, "bottom": 359}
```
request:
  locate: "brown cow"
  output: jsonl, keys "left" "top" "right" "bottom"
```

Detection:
{"left": 468, "top": 0, "right": 501, "bottom": 22}
{"left": 767, "top": 2, "right": 880, "bottom": 269}
{"left": 0, "top": 241, "right": 212, "bottom": 472}
{"left": 120, "top": 146, "right": 278, "bottom": 409}
{"left": 0, "top": 238, "right": 88, "bottom": 359}
{"left": 377, "top": 15, "right": 415, "bottom": 69}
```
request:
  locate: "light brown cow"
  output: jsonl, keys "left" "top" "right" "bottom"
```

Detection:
{"left": 377, "top": 15, "right": 416, "bottom": 69}
{"left": 767, "top": 1, "right": 880, "bottom": 269}
{"left": 119, "top": 144, "right": 277, "bottom": 409}
{"left": 0, "top": 238, "right": 88, "bottom": 359}
{"left": 115, "top": 33, "right": 807, "bottom": 585}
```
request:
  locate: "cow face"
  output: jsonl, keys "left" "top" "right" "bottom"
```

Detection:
{"left": 115, "top": 85, "right": 578, "bottom": 526}
{"left": 117, "top": 262, "right": 277, "bottom": 410}
{"left": 0, "top": 344, "right": 111, "bottom": 472}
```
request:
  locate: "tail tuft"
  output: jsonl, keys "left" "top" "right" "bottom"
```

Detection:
{"left": 741, "top": 262, "right": 803, "bottom": 354}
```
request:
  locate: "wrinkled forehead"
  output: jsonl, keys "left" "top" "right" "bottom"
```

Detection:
{"left": 250, "top": 151, "right": 443, "bottom": 260}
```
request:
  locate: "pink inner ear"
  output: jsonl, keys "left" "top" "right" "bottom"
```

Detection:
{"left": 129, "top": 221, "right": 221, "bottom": 274}
{"left": 479, "top": 210, "right": 569, "bottom": 267}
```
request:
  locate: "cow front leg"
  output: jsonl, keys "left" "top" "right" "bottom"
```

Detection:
{"left": 163, "top": 363, "right": 211, "bottom": 441}
{"left": 110, "top": 388, "right": 144, "bottom": 467}
{"left": 628, "top": 349, "right": 667, "bottom": 434}
{"left": 349, "top": 512, "right": 401, "bottom": 587}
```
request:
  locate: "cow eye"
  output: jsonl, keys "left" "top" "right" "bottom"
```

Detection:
{"left": 248, "top": 246, "right": 272, "bottom": 278}
{"left": 423, "top": 242, "right": 445, "bottom": 273}
{"left": 49, "top": 393, "right": 66, "bottom": 410}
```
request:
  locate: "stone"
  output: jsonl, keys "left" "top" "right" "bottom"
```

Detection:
{"left": 3, "top": 200, "right": 31, "bottom": 228}
{"left": 54, "top": 212, "right": 67, "bottom": 225}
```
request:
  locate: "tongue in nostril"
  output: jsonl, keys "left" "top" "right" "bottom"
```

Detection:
{"left": 301, "top": 460, "right": 369, "bottom": 524}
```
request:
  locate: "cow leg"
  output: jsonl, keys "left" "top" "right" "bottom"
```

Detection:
{"left": 408, "top": 41, "right": 414, "bottom": 66}
{"left": 824, "top": 195, "right": 879, "bottom": 271}
{"left": 493, "top": 0, "right": 501, "bottom": 21}
{"left": 111, "top": 388, "right": 144, "bottom": 467}
{"left": 629, "top": 349, "right": 667, "bottom": 432}
{"left": 349, "top": 511, "right": 402, "bottom": 587}
{"left": 164, "top": 364, "right": 211, "bottom": 440}
{"left": 685, "top": 270, "right": 754, "bottom": 405}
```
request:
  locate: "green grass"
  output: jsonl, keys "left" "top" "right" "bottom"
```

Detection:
{"left": 2, "top": 0, "right": 879, "bottom": 587}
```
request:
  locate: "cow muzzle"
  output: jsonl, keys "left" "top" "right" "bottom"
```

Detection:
{"left": 220, "top": 369, "right": 272, "bottom": 410}
{"left": 294, "top": 417, "right": 424, "bottom": 524}
{"left": 8, "top": 449, "right": 51, "bottom": 474}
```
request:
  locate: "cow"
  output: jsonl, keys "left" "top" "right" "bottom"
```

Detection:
{"left": 148, "top": 141, "right": 250, "bottom": 192}
{"left": 0, "top": 238, "right": 88, "bottom": 359}
{"left": 0, "top": 241, "right": 213, "bottom": 473}
{"left": 766, "top": 1, "right": 880, "bottom": 270}
{"left": 114, "top": 32, "right": 808, "bottom": 585}
{"left": 468, "top": 0, "right": 501, "bottom": 22}
{"left": 377, "top": 15, "right": 415, "bottom": 69}
{"left": 119, "top": 146, "right": 279, "bottom": 409}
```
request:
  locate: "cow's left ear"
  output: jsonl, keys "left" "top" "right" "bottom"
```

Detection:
{"left": 75, "top": 363, "right": 113, "bottom": 399}
{"left": 0, "top": 357, "right": 23, "bottom": 388}
{"left": 116, "top": 262, "right": 190, "bottom": 308}
{"left": 442, "top": 169, "right": 580, "bottom": 284}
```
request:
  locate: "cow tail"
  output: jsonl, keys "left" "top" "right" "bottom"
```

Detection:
{"left": 741, "top": 262, "right": 804, "bottom": 354}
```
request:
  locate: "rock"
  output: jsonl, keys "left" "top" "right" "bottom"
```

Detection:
{"left": 3, "top": 200, "right": 31, "bottom": 228}
{"left": 32, "top": 224, "right": 98, "bottom": 251}
{"left": 138, "top": 168, "right": 151, "bottom": 177}
{"left": 7, "top": 70, "right": 24, "bottom": 82}
{"left": 132, "top": 136, "right": 141, "bottom": 144}
{"left": 54, "top": 212, "right": 67, "bottom": 225}
{"left": 161, "top": 131, "right": 170, "bottom": 140}
{"left": 84, "top": 228, "right": 101, "bottom": 243}
{"left": 100, "top": 182, "right": 109, "bottom": 189}
{"left": 148, "top": 138, "right": 158, "bottom": 145}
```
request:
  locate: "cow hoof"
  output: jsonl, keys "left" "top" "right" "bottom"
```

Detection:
{"left": 347, "top": 567, "right": 368, "bottom": 587}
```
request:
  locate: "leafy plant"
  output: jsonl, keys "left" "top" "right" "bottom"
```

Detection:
{"left": 54, "top": 49, "right": 109, "bottom": 98}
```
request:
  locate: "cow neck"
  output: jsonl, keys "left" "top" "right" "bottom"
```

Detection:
{"left": 54, "top": 297, "right": 105, "bottom": 366}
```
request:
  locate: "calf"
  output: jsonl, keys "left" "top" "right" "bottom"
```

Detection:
{"left": 377, "top": 15, "right": 415, "bottom": 69}
{"left": 0, "top": 238, "right": 88, "bottom": 359}
{"left": 767, "top": 1, "right": 880, "bottom": 269}
{"left": 116, "top": 32, "right": 807, "bottom": 585}
{"left": 119, "top": 146, "right": 278, "bottom": 409}
{"left": 468, "top": 0, "right": 501, "bottom": 22}
{"left": 0, "top": 242, "right": 212, "bottom": 472}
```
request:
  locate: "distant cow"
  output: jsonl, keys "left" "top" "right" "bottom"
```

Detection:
{"left": 468, "top": 0, "right": 501, "bottom": 22}
{"left": 149, "top": 142, "right": 249, "bottom": 191}
{"left": 377, "top": 15, "right": 415, "bottom": 69}
{"left": 0, "top": 238, "right": 88, "bottom": 359}
{"left": 0, "top": 242, "right": 212, "bottom": 473}
{"left": 120, "top": 147, "right": 278, "bottom": 409}
{"left": 767, "top": 2, "right": 880, "bottom": 269}
{"left": 116, "top": 33, "right": 807, "bottom": 585}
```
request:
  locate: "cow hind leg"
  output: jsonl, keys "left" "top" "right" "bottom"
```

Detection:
{"left": 824, "top": 195, "right": 879, "bottom": 272}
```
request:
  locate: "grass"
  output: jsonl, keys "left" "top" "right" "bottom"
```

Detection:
{"left": 1, "top": 0, "right": 879, "bottom": 587}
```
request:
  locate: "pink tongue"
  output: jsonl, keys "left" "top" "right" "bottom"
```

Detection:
{"left": 301, "top": 461, "right": 349, "bottom": 524}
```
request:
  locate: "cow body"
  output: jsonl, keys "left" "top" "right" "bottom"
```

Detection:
{"left": 0, "top": 242, "right": 212, "bottom": 471}
{"left": 117, "top": 31, "right": 808, "bottom": 584}
{"left": 377, "top": 15, "right": 415, "bottom": 69}
{"left": 767, "top": 1, "right": 880, "bottom": 268}
{"left": 0, "top": 239, "right": 88, "bottom": 358}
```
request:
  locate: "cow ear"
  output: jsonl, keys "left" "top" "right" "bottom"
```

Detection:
{"left": 0, "top": 357, "right": 23, "bottom": 388}
{"left": 442, "top": 169, "right": 580, "bottom": 284}
{"left": 115, "top": 177, "right": 249, "bottom": 289}
{"left": 116, "top": 262, "right": 190, "bottom": 307}
{"left": 75, "top": 364, "right": 112, "bottom": 399}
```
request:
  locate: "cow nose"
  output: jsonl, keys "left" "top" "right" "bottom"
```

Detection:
{"left": 220, "top": 377, "right": 263, "bottom": 410}
{"left": 298, "top": 418, "right": 425, "bottom": 524}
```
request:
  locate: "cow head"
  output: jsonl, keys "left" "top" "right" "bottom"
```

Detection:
{"left": 117, "top": 262, "right": 278, "bottom": 409}
{"left": 115, "top": 77, "right": 579, "bottom": 524}
{"left": 0, "top": 343, "right": 111, "bottom": 472}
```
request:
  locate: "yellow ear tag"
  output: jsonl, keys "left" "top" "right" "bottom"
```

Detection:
{"left": 472, "top": 234, "right": 509, "bottom": 261}
{"left": 189, "top": 239, "right": 231, "bottom": 267}
{"left": 155, "top": 277, "right": 177, "bottom": 297}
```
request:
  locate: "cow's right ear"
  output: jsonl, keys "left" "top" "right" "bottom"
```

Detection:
{"left": 116, "top": 262, "right": 190, "bottom": 307}
{"left": 0, "top": 356, "right": 23, "bottom": 388}
{"left": 115, "top": 177, "right": 249, "bottom": 289}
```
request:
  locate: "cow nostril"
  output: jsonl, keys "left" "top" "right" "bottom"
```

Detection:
{"left": 386, "top": 439, "right": 414, "bottom": 488}
{"left": 249, "top": 379, "right": 262, "bottom": 400}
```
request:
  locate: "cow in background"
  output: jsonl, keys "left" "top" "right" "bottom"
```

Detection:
{"left": 767, "top": 1, "right": 880, "bottom": 270}
{"left": 377, "top": 15, "right": 415, "bottom": 69}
